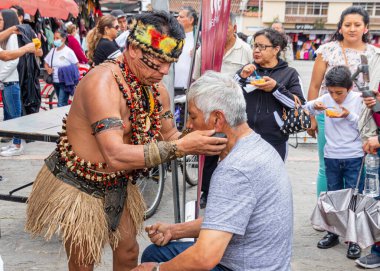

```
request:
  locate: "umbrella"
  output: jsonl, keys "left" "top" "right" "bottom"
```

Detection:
{"left": 310, "top": 157, "right": 380, "bottom": 248}
{"left": 0, "top": 0, "right": 79, "bottom": 19}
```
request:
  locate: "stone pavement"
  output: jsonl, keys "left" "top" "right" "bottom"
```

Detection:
{"left": 0, "top": 61, "right": 369, "bottom": 270}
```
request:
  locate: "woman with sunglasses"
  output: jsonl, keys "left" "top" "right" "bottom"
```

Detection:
{"left": 87, "top": 15, "right": 122, "bottom": 66}
{"left": 234, "top": 28, "right": 305, "bottom": 161}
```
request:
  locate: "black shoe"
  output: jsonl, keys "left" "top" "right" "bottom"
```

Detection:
{"left": 0, "top": 137, "right": 11, "bottom": 143}
{"left": 200, "top": 192, "right": 208, "bottom": 209}
{"left": 347, "top": 242, "right": 361, "bottom": 259}
{"left": 317, "top": 233, "right": 339, "bottom": 249}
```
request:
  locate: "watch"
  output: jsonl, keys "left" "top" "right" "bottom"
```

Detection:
{"left": 152, "top": 263, "right": 160, "bottom": 271}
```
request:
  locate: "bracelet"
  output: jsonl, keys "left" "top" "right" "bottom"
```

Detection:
{"left": 144, "top": 141, "right": 185, "bottom": 168}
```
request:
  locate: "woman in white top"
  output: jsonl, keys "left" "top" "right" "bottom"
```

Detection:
{"left": 44, "top": 30, "right": 78, "bottom": 107}
{"left": 307, "top": 6, "right": 378, "bottom": 259}
{"left": 0, "top": 10, "right": 23, "bottom": 157}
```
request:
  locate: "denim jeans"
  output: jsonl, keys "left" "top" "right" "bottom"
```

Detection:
{"left": 1, "top": 83, "right": 21, "bottom": 145}
{"left": 141, "top": 241, "right": 231, "bottom": 271}
{"left": 324, "top": 157, "right": 364, "bottom": 193}
{"left": 53, "top": 83, "right": 70, "bottom": 107}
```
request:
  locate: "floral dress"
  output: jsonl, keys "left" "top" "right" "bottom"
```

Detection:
{"left": 316, "top": 41, "right": 378, "bottom": 96}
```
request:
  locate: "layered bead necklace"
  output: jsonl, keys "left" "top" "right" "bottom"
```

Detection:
{"left": 56, "top": 59, "right": 163, "bottom": 190}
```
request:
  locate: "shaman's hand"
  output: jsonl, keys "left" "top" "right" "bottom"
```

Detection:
{"left": 177, "top": 130, "right": 227, "bottom": 156}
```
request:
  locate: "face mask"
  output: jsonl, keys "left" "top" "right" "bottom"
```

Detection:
{"left": 53, "top": 39, "right": 63, "bottom": 48}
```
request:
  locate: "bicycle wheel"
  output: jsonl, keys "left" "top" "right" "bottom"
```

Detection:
{"left": 136, "top": 164, "right": 166, "bottom": 219}
{"left": 180, "top": 155, "right": 198, "bottom": 186}
{"left": 48, "top": 89, "right": 58, "bottom": 109}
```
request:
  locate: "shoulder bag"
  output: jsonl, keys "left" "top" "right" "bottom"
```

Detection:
{"left": 44, "top": 48, "right": 55, "bottom": 84}
{"left": 280, "top": 95, "right": 311, "bottom": 135}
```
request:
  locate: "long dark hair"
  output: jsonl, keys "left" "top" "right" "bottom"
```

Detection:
{"left": 0, "top": 9, "right": 19, "bottom": 49}
{"left": 331, "top": 6, "right": 370, "bottom": 43}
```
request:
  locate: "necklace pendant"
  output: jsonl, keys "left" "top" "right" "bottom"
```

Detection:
{"left": 144, "top": 116, "right": 151, "bottom": 132}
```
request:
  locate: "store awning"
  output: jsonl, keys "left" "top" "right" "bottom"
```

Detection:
{"left": 100, "top": 0, "right": 140, "bottom": 13}
{"left": 285, "top": 29, "right": 335, "bottom": 35}
{"left": 0, "top": 0, "right": 79, "bottom": 19}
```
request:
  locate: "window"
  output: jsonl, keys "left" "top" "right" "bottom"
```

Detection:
{"left": 285, "top": 2, "right": 328, "bottom": 16}
{"left": 354, "top": 2, "right": 380, "bottom": 17}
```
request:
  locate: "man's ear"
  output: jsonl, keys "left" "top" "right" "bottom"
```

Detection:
{"left": 213, "top": 110, "right": 226, "bottom": 131}
{"left": 127, "top": 44, "right": 139, "bottom": 59}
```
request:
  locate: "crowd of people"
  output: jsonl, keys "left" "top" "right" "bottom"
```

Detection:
{"left": 1, "top": 3, "right": 380, "bottom": 271}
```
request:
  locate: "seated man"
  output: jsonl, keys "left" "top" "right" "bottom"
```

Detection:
{"left": 132, "top": 71, "right": 293, "bottom": 271}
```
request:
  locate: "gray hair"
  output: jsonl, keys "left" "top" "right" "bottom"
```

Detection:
{"left": 187, "top": 71, "right": 247, "bottom": 127}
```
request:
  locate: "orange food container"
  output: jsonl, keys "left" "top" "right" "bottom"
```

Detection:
{"left": 32, "top": 38, "right": 41, "bottom": 49}
{"left": 251, "top": 78, "right": 266, "bottom": 85}
{"left": 325, "top": 109, "right": 341, "bottom": 117}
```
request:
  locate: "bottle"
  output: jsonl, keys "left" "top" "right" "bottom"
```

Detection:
{"left": 364, "top": 154, "right": 380, "bottom": 197}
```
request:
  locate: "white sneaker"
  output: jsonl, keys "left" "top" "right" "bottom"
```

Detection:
{"left": 0, "top": 145, "right": 24, "bottom": 157}
{"left": 0, "top": 144, "right": 16, "bottom": 151}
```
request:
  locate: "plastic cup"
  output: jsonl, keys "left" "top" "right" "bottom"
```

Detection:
{"left": 32, "top": 38, "right": 41, "bottom": 49}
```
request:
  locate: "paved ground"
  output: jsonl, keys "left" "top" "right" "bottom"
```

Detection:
{"left": 0, "top": 61, "right": 370, "bottom": 270}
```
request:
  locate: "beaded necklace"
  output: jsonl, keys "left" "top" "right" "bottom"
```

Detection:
{"left": 56, "top": 59, "right": 163, "bottom": 189}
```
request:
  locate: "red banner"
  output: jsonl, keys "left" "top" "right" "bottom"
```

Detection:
{"left": 197, "top": 0, "right": 231, "bottom": 215}
{"left": 200, "top": 0, "right": 232, "bottom": 74}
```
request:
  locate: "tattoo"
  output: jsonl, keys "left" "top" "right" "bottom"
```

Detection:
{"left": 161, "top": 111, "right": 174, "bottom": 120}
{"left": 141, "top": 54, "right": 160, "bottom": 71}
{"left": 91, "top": 117, "right": 125, "bottom": 135}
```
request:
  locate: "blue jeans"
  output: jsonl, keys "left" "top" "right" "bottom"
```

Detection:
{"left": 324, "top": 157, "right": 364, "bottom": 193}
{"left": 53, "top": 83, "right": 70, "bottom": 107}
{"left": 141, "top": 241, "right": 230, "bottom": 271}
{"left": 2, "top": 83, "right": 21, "bottom": 145}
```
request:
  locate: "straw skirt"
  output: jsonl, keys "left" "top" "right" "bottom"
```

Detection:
{"left": 25, "top": 164, "right": 145, "bottom": 266}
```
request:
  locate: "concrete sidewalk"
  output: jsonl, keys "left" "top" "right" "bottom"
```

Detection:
{"left": 0, "top": 140, "right": 369, "bottom": 271}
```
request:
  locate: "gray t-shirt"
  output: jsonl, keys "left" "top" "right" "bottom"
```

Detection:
{"left": 202, "top": 132, "right": 293, "bottom": 271}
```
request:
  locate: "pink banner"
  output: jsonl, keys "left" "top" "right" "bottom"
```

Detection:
{"left": 197, "top": 0, "right": 231, "bottom": 214}
{"left": 201, "top": 0, "right": 232, "bottom": 74}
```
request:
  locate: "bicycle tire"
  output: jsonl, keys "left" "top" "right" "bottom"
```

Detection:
{"left": 137, "top": 164, "right": 166, "bottom": 219}
{"left": 180, "top": 155, "right": 198, "bottom": 186}
{"left": 48, "top": 89, "right": 58, "bottom": 109}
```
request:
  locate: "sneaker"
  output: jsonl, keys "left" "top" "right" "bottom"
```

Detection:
{"left": 355, "top": 253, "right": 380, "bottom": 269}
{"left": 0, "top": 137, "right": 12, "bottom": 143}
{"left": 0, "top": 145, "right": 24, "bottom": 157}
{"left": 0, "top": 144, "right": 16, "bottom": 151}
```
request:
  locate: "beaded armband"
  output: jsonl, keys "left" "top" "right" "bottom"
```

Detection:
{"left": 160, "top": 110, "right": 174, "bottom": 120}
{"left": 91, "top": 117, "right": 125, "bottom": 135}
{"left": 178, "top": 128, "right": 192, "bottom": 139}
{"left": 144, "top": 141, "right": 185, "bottom": 168}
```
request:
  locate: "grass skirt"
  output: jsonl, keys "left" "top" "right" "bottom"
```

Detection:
{"left": 25, "top": 164, "right": 145, "bottom": 266}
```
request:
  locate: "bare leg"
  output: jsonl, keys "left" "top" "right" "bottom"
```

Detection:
{"left": 65, "top": 239, "right": 95, "bottom": 271}
{"left": 112, "top": 209, "right": 139, "bottom": 271}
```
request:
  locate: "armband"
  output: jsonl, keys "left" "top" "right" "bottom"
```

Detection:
{"left": 161, "top": 110, "right": 174, "bottom": 120}
{"left": 144, "top": 141, "right": 185, "bottom": 168}
{"left": 91, "top": 117, "right": 125, "bottom": 135}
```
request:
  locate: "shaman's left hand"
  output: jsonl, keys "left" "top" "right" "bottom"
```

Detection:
{"left": 254, "top": 76, "right": 277, "bottom": 92}
{"left": 131, "top": 262, "right": 158, "bottom": 271}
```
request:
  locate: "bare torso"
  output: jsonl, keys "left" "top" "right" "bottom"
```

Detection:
{"left": 65, "top": 59, "right": 175, "bottom": 173}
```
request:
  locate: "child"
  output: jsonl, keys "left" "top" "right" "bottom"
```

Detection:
{"left": 304, "top": 65, "right": 364, "bottom": 259}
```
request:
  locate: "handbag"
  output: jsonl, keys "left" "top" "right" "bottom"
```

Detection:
{"left": 43, "top": 48, "right": 55, "bottom": 84}
{"left": 280, "top": 95, "right": 311, "bottom": 135}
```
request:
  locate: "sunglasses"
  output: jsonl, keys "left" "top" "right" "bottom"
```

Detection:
{"left": 111, "top": 25, "right": 120, "bottom": 30}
